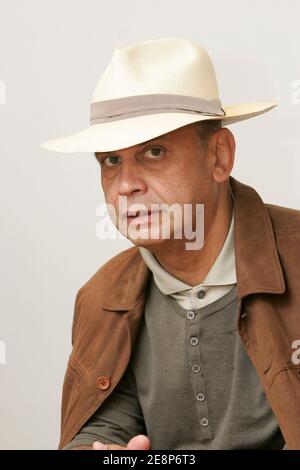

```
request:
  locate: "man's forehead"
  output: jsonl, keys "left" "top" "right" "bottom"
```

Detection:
{"left": 95, "top": 133, "right": 170, "bottom": 156}
{"left": 95, "top": 124, "right": 195, "bottom": 156}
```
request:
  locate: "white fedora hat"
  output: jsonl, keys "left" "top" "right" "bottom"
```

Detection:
{"left": 41, "top": 37, "right": 277, "bottom": 153}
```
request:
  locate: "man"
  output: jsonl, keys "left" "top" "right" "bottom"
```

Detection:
{"left": 41, "top": 38, "right": 300, "bottom": 450}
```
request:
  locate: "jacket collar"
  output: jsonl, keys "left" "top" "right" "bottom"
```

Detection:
{"left": 229, "top": 176, "right": 285, "bottom": 298}
{"left": 102, "top": 176, "right": 285, "bottom": 311}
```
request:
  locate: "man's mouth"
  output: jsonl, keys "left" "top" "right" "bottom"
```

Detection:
{"left": 127, "top": 210, "right": 150, "bottom": 217}
{"left": 126, "top": 209, "right": 161, "bottom": 221}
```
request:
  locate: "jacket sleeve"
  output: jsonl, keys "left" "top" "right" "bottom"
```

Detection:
{"left": 63, "top": 362, "right": 146, "bottom": 449}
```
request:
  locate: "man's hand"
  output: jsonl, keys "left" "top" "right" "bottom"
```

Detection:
{"left": 92, "top": 434, "right": 151, "bottom": 450}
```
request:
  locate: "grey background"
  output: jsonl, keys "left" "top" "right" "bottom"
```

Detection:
{"left": 0, "top": 0, "right": 299, "bottom": 449}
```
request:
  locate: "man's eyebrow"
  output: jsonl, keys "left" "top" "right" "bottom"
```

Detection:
{"left": 95, "top": 135, "right": 168, "bottom": 157}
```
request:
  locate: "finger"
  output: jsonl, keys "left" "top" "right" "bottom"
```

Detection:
{"left": 93, "top": 441, "right": 108, "bottom": 450}
{"left": 93, "top": 441, "right": 127, "bottom": 450}
{"left": 126, "top": 434, "right": 151, "bottom": 450}
{"left": 106, "top": 444, "right": 127, "bottom": 450}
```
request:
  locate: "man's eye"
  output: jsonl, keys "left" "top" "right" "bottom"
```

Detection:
{"left": 143, "top": 147, "right": 164, "bottom": 159}
{"left": 101, "top": 156, "right": 120, "bottom": 167}
{"left": 99, "top": 147, "right": 164, "bottom": 166}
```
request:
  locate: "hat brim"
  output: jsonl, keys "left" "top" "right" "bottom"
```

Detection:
{"left": 40, "top": 102, "right": 277, "bottom": 153}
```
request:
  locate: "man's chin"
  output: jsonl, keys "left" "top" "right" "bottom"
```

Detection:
{"left": 117, "top": 221, "right": 175, "bottom": 247}
{"left": 120, "top": 228, "right": 173, "bottom": 248}
{"left": 127, "top": 235, "right": 171, "bottom": 248}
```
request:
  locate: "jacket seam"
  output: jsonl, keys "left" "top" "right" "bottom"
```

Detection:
{"left": 265, "top": 363, "right": 300, "bottom": 389}
{"left": 275, "top": 230, "right": 300, "bottom": 236}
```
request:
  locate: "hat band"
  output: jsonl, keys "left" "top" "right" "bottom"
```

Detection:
{"left": 90, "top": 94, "right": 226, "bottom": 125}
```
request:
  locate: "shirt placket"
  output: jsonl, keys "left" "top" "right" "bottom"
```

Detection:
{"left": 186, "top": 308, "right": 213, "bottom": 440}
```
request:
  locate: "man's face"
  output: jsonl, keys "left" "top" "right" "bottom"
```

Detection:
{"left": 95, "top": 123, "right": 221, "bottom": 248}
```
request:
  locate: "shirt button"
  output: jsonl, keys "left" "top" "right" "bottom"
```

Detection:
{"left": 186, "top": 310, "right": 195, "bottom": 320}
{"left": 192, "top": 364, "right": 201, "bottom": 373}
{"left": 196, "top": 392, "right": 205, "bottom": 402}
{"left": 189, "top": 336, "right": 199, "bottom": 346}
{"left": 200, "top": 417, "right": 209, "bottom": 427}
{"left": 197, "top": 290, "right": 206, "bottom": 299}
{"left": 97, "top": 376, "right": 111, "bottom": 390}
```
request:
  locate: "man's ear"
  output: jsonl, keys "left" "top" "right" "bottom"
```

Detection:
{"left": 209, "top": 128, "right": 236, "bottom": 183}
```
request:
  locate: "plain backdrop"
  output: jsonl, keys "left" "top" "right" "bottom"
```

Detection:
{"left": 0, "top": 0, "right": 299, "bottom": 449}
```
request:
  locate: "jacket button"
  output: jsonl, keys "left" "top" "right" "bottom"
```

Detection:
{"left": 97, "top": 376, "right": 111, "bottom": 390}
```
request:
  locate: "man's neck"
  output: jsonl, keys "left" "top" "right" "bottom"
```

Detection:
{"left": 148, "top": 188, "right": 233, "bottom": 287}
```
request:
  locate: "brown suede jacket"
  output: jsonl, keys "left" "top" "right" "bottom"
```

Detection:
{"left": 58, "top": 176, "right": 300, "bottom": 450}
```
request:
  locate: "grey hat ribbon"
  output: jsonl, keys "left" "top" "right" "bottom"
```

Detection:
{"left": 90, "top": 94, "right": 226, "bottom": 125}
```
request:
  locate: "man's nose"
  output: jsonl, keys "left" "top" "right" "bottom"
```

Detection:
{"left": 117, "top": 163, "right": 147, "bottom": 196}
